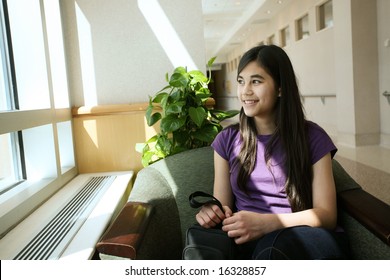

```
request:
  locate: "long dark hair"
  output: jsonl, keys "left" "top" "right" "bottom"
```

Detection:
{"left": 236, "top": 45, "right": 312, "bottom": 212}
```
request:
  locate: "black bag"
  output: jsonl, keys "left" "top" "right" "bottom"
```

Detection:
{"left": 182, "top": 191, "right": 236, "bottom": 260}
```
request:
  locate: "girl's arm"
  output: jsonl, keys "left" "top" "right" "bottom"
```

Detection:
{"left": 271, "top": 152, "right": 337, "bottom": 229}
{"left": 196, "top": 151, "right": 234, "bottom": 228}
{"left": 222, "top": 153, "right": 338, "bottom": 244}
{"left": 213, "top": 151, "right": 234, "bottom": 209}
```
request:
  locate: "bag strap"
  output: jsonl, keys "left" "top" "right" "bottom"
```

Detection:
{"left": 189, "top": 191, "right": 223, "bottom": 212}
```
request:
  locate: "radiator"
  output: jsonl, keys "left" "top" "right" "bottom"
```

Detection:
{"left": 0, "top": 171, "right": 133, "bottom": 260}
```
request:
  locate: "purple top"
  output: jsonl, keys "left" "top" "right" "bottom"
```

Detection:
{"left": 211, "top": 121, "right": 337, "bottom": 214}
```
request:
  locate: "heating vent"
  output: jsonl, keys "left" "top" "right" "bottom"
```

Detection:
{"left": 13, "top": 176, "right": 115, "bottom": 260}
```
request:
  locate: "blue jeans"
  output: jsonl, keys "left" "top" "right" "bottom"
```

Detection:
{"left": 236, "top": 226, "right": 350, "bottom": 260}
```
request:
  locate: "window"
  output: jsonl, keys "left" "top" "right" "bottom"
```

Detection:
{"left": 7, "top": 0, "right": 50, "bottom": 110}
{"left": 280, "top": 26, "right": 290, "bottom": 47}
{"left": 296, "top": 14, "right": 310, "bottom": 40}
{"left": 267, "top": 34, "right": 275, "bottom": 45}
{"left": 0, "top": 0, "right": 76, "bottom": 237}
{"left": 318, "top": 0, "right": 333, "bottom": 31}
{"left": 0, "top": 132, "right": 23, "bottom": 195}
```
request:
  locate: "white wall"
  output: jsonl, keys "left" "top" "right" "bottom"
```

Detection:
{"left": 377, "top": 0, "right": 390, "bottom": 148}
{"left": 60, "top": 0, "right": 206, "bottom": 106}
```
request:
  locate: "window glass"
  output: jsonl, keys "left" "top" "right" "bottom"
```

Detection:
{"left": 7, "top": 0, "right": 50, "bottom": 110}
{"left": 297, "top": 14, "right": 310, "bottom": 40}
{"left": 0, "top": 132, "right": 22, "bottom": 194}
{"left": 0, "top": 51, "right": 9, "bottom": 111}
{"left": 318, "top": 0, "right": 333, "bottom": 30}
{"left": 22, "top": 124, "right": 56, "bottom": 181}
{"left": 280, "top": 26, "right": 290, "bottom": 47}
{"left": 267, "top": 34, "right": 275, "bottom": 45}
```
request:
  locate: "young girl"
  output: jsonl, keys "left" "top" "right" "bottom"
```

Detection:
{"left": 196, "top": 45, "right": 349, "bottom": 259}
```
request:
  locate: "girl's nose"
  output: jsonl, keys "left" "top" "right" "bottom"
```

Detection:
{"left": 242, "top": 84, "right": 253, "bottom": 95}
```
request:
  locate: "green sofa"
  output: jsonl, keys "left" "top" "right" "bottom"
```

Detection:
{"left": 96, "top": 146, "right": 390, "bottom": 260}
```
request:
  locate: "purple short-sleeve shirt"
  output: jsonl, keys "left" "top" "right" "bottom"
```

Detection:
{"left": 211, "top": 121, "right": 337, "bottom": 214}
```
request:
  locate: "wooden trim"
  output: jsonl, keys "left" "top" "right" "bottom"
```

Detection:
{"left": 338, "top": 188, "right": 390, "bottom": 246}
{"left": 72, "top": 103, "right": 150, "bottom": 117}
{"left": 72, "top": 98, "right": 215, "bottom": 117}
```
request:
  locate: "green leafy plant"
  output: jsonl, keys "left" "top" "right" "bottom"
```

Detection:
{"left": 136, "top": 57, "right": 239, "bottom": 167}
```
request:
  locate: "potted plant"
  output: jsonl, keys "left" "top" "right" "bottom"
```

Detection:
{"left": 136, "top": 58, "right": 239, "bottom": 167}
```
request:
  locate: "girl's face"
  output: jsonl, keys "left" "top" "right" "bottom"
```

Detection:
{"left": 237, "top": 61, "right": 279, "bottom": 119}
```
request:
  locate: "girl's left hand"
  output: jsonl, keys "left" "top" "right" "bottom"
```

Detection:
{"left": 222, "top": 211, "right": 268, "bottom": 244}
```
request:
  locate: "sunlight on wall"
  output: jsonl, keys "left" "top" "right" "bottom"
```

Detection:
{"left": 75, "top": 2, "right": 97, "bottom": 106}
{"left": 83, "top": 119, "right": 99, "bottom": 148}
{"left": 138, "top": 0, "right": 198, "bottom": 70}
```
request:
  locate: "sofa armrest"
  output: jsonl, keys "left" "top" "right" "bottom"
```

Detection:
{"left": 95, "top": 202, "right": 154, "bottom": 259}
{"left": 338, "top": 188, "right": 390, "bottom": 246}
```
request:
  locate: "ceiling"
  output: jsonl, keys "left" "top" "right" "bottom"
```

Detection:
{"left": 202, "top": 0, "right": 291, "bottom": 62}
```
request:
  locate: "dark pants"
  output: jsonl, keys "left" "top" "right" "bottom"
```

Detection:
{"left": 236, "top": 226, "right": 350, "bottom": 260}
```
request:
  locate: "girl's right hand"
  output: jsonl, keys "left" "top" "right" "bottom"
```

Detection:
{"left": 196, "top": 205, "right": 233, "bottom": 228}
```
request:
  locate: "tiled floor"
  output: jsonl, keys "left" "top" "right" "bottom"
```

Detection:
{"left": 335, "top": 144, "right": 390, "bottom": 205}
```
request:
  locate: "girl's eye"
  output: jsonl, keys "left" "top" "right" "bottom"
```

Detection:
{"left": 252, "top": 79, "right": 261, "bottom": 84}
{"left": 237, "top": 79, "right": 244, "bottom": 85}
